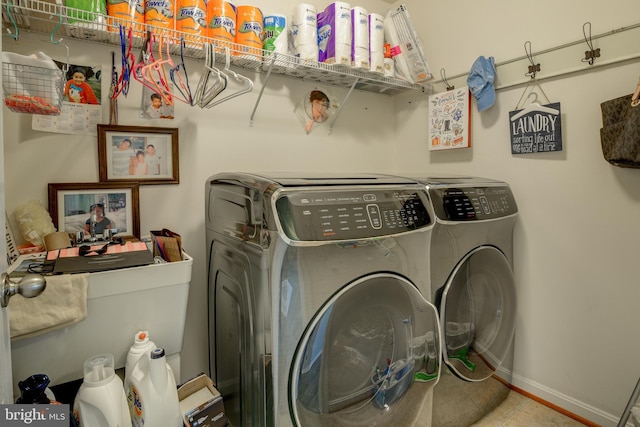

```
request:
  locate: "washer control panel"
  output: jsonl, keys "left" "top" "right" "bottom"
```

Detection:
{"left": 430, "top": 186, "right": 517, "bottom": 221}
{"left": 275, "top": 188, "right": 432, "bottom": 241}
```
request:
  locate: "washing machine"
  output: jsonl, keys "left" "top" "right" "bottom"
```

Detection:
{"left": 409, "top": 175, "right": 518, "bottom": 426}
{"left": 206, "top": 173, "right": 443, "bottom": 427}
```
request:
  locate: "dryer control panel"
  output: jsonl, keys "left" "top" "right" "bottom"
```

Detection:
{"left": 275, "top": 188, "right": 432, "bottom": 241}
{"left": 430, "top": 186, "right": 518, "bottom": 221}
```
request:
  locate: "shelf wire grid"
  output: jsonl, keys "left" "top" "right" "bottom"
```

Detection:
{"left": 2, "top": 0, "right": 425, "bottom": 95}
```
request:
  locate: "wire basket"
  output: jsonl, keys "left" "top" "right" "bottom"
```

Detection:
{"left": 2, "top": 61, "right": 64, "bottom": 115}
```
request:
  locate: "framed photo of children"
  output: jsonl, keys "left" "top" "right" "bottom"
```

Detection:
{"left": 48, "top": 182, "right": 140, "bottom": 238}
{"left": 97, "top": 125, "right": 179, "bottom": 185}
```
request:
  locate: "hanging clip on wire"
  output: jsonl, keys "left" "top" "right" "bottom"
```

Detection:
{"left": 581, "top": 22, "right": 601, "bottom": 66}
{"left": 524, "top": 41, "right": 540, "bottom": 79}
{"left": 440, "top": 68, "right": 454, "bottom": 91}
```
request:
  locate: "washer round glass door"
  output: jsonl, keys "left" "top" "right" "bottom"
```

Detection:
{"left": 439, "top": 245, "right": 516, "bottom": 382}
{"left": 289, "top": 273, "right": 441, "bottom": 426}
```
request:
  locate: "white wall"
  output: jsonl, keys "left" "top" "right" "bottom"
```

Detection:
{"left": 394, "top": 1, "right": 640, "bottom": 425}
{"left": 3, "top": 0, "right": 640, "bottom": 425}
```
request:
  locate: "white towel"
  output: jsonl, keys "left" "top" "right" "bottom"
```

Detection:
{"left": 9, "top": 273, "right": 89, "bottom": 341}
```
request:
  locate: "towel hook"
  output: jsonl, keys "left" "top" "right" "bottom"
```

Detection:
{"left": 49, "top": 11, "right": 70, "bottom": 73}
{"left": 49, "top": 9, "right": 63, "bottom": 44}
{"left": 581, "top": 22, "right": 601, "bottom": 65}
{"left": 524, "top": 41, "right": 540, "bottom": 79}
{"left": 4, "top": 0, "right": 19, "bottom": 40}
{"left": 440, "top": 68, "right": 454, "bottom": 91}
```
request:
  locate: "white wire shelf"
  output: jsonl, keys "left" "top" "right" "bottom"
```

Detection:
{"left": 1, "top": 0, "right": 425, "bottom": 95}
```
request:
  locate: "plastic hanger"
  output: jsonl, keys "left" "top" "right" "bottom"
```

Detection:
{"left": 170, "top": 38, "right": 194, "bottom": 106}
{"left": 511, "top": 101, "right": 559, "bottom": 121}
{"left": 511, "top": 89, "right": 559, "bottom": 121}
{"left": 144, "top": 35, "right": 174, "bottom": 102}
{"left": 112, "top": 25, "right": 134, "bottom": 99}
{"left": 132, "top": 32, "right": 173, "bottom": 105}
{"left": 194, "top": 43, "right": 227, "bottom": 108}
{"left": 204, "top": 47, "right": 253, "bottom": 109}
{"left": 512, "top": 77, "right": 553, "bottom": 116}
{"left": 110, "top": 51, "right": 118, "bottom": 124}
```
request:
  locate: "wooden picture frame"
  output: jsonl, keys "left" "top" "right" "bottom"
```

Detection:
{"left": 98, "top": 124, "right": 179, "bottom": 185}
{"left": 48, "top": 182, "right": 141, "bottom": 238}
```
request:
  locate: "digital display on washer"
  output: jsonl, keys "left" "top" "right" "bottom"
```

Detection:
{"left": 431, "top": 186, "right": 518, "bottom": 221}
{"left": 275, "top": 189, "right": 432, "bottom": 241}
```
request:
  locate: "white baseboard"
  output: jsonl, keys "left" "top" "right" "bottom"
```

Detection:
{"left": 510, "top": 371, "right": 624, "bottom": 427}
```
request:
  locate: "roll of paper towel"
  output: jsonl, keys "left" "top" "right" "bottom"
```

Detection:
{"left": 351, "top": 6, "right": 369, "bottom": 69}
{"left": 235, "top": 5, "right": 263, "bottom": 62}
{"left": 369, "top": 13, "right": 384, "bottom": 74}
{"left": 317, "top": 2, "right": 352, "bottom": 67}
{"left": 292, "top": 3, "right": 318, "bottom": 62}
{"left": 263, "top": 13, "right": 290, "bottom": 71}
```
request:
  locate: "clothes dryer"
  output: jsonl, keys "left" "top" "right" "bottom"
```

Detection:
{"left": 409, "top": 175, "right": 518, "bottom": 426}
{"left": 206, "top": 173, "right": 442, "bottom": 427}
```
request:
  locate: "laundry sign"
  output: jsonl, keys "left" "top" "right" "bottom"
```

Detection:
{"left": 509, "top": 102, "right": 562, "bottom": 154}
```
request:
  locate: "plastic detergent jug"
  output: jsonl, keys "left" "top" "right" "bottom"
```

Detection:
{"left": 73, "top": 353, "right": 130, "bottom": 427}
{"left": 125, "top": 331, "right": 156, "bottom": 382}
{"left": 125, "top": 347, "right": 182, "bottom": 427}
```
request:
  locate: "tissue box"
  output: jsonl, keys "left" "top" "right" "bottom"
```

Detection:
{"left": 178, "top": 374, "right": 228, "bottom": 427}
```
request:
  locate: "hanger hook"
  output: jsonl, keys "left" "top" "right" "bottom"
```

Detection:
{"left": 49, "top": 10, "right": 63, "bottom": 44}
{"left": 581, "top": 22, "right": 600, "bottom": 65}
{"left": 524, "top": 41, "right": 540, "bottom": 79}
{"left": 440, "top": 68, "right": 454, "bottom": 91}
{"left": 5, "top": 0, "right": 19, "bottom": 41}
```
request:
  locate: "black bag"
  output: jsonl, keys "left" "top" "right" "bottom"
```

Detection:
{"left": 599, "top": 92, "right": 640, "bottom": 168}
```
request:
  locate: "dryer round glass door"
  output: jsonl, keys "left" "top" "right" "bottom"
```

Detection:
{"left": 289, "top": 273, "right": 441, "bottom": 427}
{"left": 439, "top": 245, "right": 516, "bottom": 382}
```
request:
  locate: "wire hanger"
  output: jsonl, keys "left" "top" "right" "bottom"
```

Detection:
{"left": 524, "top": 41, "right": 541, "bottom": 79}
{"left": 581, "top": 22, "right": 601, "bottom": 65}
{"left": 204, "top": 47, "right": 254, "bottom": 109}
{"left": 440, "top": 68, "right": 454, "bottom": 91}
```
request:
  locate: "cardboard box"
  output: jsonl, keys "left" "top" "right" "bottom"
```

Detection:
{"left": 178, "top": 374, "right": 228, "bottom": 427}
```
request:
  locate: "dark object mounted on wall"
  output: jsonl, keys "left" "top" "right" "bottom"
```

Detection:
{"left": 599, "top": 89, "right": 640, "bottom": 168}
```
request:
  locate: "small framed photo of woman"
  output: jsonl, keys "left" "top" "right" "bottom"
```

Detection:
{"left": 48, "top": 182, "right": 141, "bottom": 238}
{"left": 97, "top": 124, "right": 179, "bottom": 185}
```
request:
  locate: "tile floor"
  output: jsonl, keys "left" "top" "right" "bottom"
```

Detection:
{"left": 471, "top": 390, "right": 587, "bottom": 426}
